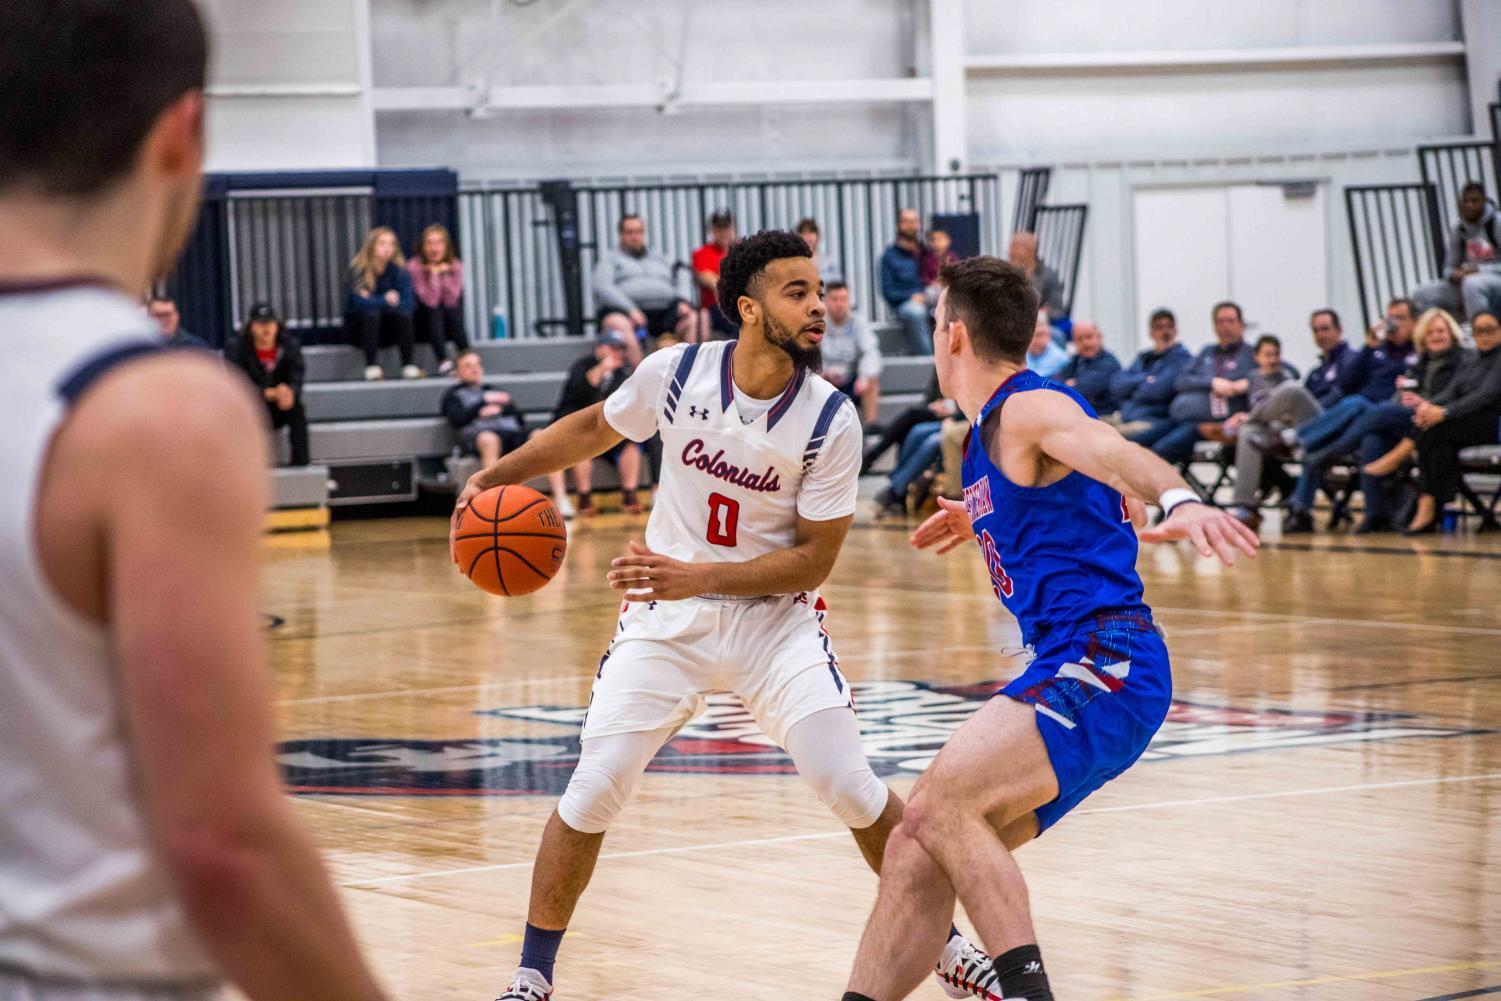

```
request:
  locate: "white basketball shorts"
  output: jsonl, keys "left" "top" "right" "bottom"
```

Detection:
{"left": 581, "top": 591, "right": 854, "bottom": 747}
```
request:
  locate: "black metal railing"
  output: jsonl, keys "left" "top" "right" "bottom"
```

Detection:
{"left": 1012, "top": 167, "right": 1051, "bottom": 235}
{"left": 1344, "top": 183, "right": 1444, "bottom": 329}
{"left": 1417, "top": 140, "right": 1496, "bottom": 219}
{"left": 1492, "top": 103, "right": 1501, "bottom": 191}
{"left": 1033, "top": 203, "right": 1088, "bottom": 316}
{"left": 166, "top": 169, "right": 1071, "bottom": 348}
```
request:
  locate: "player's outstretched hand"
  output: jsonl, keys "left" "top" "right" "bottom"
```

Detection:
{"left": 910, "top": 496, "right": 973, "bottom": 555}
{"left": 450, "top": 473, "right": 488, "bottom": 564}
{"left": 1139, "top": 502, "right": 1259, "bottom": 566}
{"left": 608, "top": 540, "right": 706, "bottom": 601}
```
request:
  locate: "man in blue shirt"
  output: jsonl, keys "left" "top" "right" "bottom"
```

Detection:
{"left": 840, "top": 256, "right": 1256, "bottom": 1001}
{"left": 1128, "top": 301, "right": 1254, "bottom": 464}
{"left": 1226, "top": 309, "right": 1357, "bottom": 527}
{"left": 881, "top": 208, "right": 930, "bottom": 355}
{"left": 1107, "top": 308, "right": 1192, "bottom": 435}
{"left": 1024, "top": 312, "right": 1069, "bottom": 378}
{"left": 1280, "top": 301, "right": 1419, "bottom": 532}
{"left": 1053, "top": 321, "right": 1120, "bottom": 414}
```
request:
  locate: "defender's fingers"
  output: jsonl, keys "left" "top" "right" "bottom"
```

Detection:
{"left": 1187, "top": 522, "right": 1213, "bottom": 558}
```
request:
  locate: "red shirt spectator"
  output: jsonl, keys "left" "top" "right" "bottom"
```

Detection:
{"left": 692, "top": 209, "right": 734, "bottom": 309}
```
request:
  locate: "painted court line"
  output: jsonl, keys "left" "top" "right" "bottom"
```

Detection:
{"left": 1419, "top": 986, "right": 1501, "bottom": 1001}
{"left": 276, "top": 641, "right": 1008, "bottom": 707}
{"left": 1109, "top": 960, "right": 1501, "bottom": 1001}
{"left": 340, "top": 771, "right": 1501, "bottom": 888}
{"left": 276, "top": 676, "right": 589, "bottom": 706}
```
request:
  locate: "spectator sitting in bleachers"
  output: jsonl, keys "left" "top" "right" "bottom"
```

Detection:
{"left": 860, "top": 370, "right": 952, "bottom": 474}
{"left": 1399, "top": 310, "right": 1501, "bottom": 534}
{"left": 1411, "top": 183, "right": 1501, "bottom": 321}
{"left": 1055, "top": 321, "right": 1120, "bottom": 413}
{"left": 1008, "top": 231, "right": 1066, "bottom": 323}
{"left": 796, "top": 217, "right": 844, "bottom": 286}
{"left": 1277, "top": 303, "right": 1421, "bottom": 531}
{"left": 408, "top": 224, "right": 469, "bottom": 377}
{"left": 346, "top": 226, "right": 419, "bottom": 381}
{"left": 1106, "top": 308, "right": 1191, "bottom": 436}
{"left": 224, "top": 304, "right": 309, "bottom": 467}
{"left": 1025, "top": 310, "right": 1069, "bottom": 378}
{"left": 692, "top": 209, "right": 736, "bottom": 341}
{"left": 147, "top": 295, "right": 206, "bottom": 348}
{"left": 1222, "top": 334, "right": 1304, "bottom": 525}
{"left": 873, "top": 415, "right": 950, "bottom": 518}
{"left": 593, "top": 214, "right": 692, "bottom": 361}
{"left": 1315, "top": 307, "right": 1472, "bottom": 532}
{"left": 441, "top": 350, "right": 573, "bottom": 518}
{"left": 1129, "top": 300, "right": 1254, "bottom": 464}
{"left": 1221, "top": 310, "right": 1351, "bottom": 527}
{"left": 819, "top": 281, "right": 882, "bottom": 425}
{"left": 556, "top": 331, "right": 645, "bottom": 516}
{"left": 880, "top": 208, "right": 931, "bottom": 355}
{"left": 921, "top": 227, "right": 959, "bottom": 306}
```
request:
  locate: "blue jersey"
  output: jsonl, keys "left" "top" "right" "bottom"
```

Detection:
{"left": 961, "top": 369, "right": 1148, "bottom": 647}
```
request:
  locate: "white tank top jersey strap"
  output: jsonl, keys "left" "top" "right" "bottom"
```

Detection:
{"left": 603, "top": 340, "right": 862, "bottom": 570}
{"left": 0, "top": 282, "right": 218, "bottom": 988}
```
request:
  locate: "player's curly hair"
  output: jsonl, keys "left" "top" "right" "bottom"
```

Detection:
{"left": 715, "top": 230, "right": 814, "bottom": 325}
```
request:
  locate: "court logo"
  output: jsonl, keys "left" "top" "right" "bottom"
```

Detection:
{"left": 277, "top": 680, "right": 1493, "bottom": 796}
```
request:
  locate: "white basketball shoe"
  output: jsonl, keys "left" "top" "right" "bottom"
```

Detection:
{"left": 495, "top": 967, "right": 552, "bottom": 1001}
{"left": 935, "top": 934, "right": 1007, "bottom": 1000}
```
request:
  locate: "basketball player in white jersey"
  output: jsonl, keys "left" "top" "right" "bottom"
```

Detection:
{"left": 454, "top": 231, "right": 993, "bottom": 1001}
{"left": 0, "top": 3, "right": 386, "bottom": 999}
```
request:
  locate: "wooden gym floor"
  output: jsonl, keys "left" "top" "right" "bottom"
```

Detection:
{"left": 264, "top": 510, "right": 1501, "bottom": 1000}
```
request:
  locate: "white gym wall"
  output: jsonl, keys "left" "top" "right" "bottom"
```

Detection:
{"left": 199, "top": 0, "right": 1499, "bottom": 354}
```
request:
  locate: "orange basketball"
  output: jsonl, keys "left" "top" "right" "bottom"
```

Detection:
{"left": 453, "top": 485, "right": 567, "bottom": 597}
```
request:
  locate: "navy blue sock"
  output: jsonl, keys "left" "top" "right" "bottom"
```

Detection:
{"left": 950, "top": 923, "right": 962, "bottom": 941}
{"left": 842, "top": 993, "right": 878, "bottom": 1001}
{"left": 520, "top": 923, "right": 565, "bottom": 984}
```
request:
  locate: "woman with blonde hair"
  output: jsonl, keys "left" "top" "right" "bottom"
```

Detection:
{"left": 1361, "top": 308, "right": 1470, "bottom": 480}
{"left": 1393, "top": 309, "right": 1501, "bottom": 533}
{"left": 1306, "top": 306, "right": 1472, "bottom": 531}
{"left": 346, "top": 226, "right": 419, "bottom": 380}
{"left": 408, "top": 223, "right": 468, "bottom": 376}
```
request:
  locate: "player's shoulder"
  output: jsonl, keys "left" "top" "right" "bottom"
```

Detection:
{"left": 1005, "top": 380, "right": 1090, "bottom": 424}
{"left": 797, "top": 370, "right": 854, "bottom": 419}
{"left": 641, "top": 338, "right": 699, "bottom": 374}
{"left": 77, "top": 351, "right": 265, "bottom": 462}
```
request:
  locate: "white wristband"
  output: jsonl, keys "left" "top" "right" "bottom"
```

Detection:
{"left": 1158, "top": 488, "right": 1202, "bottom": 516}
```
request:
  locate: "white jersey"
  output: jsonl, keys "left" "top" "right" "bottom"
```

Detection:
{"left": 604, "top": 340, "right": 862, "bottom": 572}
{"left": 0, "top": 282, "right": 217, "bottom": 985}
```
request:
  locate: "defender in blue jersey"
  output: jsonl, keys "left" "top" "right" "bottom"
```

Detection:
{"left": 843, "top": 258, "right": 1258, "bottom": 1001}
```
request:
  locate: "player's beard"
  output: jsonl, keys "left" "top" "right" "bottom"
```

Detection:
{"left": 764, "top": 311, "right": 822, "bottom": 372}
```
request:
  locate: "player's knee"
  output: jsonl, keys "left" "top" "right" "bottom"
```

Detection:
{"left": 898, "top": 791, "right": 955, "bottom": 853}
{"left": 807, "top": 762, "right": 888, "bottom": 830}
{"left": 556, "top": 756, "right": 637, "bottom": 834}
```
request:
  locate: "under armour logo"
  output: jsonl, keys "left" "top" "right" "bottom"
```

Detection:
{"left": 1024, "top": 961, "right": 1042, "bottom": 975}
{"left": 688, "top": 405, "right": 709, "bottom": 420}
{"left": 647, "top": 600, "right": 658, "bottom": 610}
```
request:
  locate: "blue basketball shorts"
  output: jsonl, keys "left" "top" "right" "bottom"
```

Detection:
{"left": 998, "top": 611, "right": 1172, "bottom": 834}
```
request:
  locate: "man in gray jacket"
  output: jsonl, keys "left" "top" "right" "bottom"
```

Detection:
{"left": 1412, "top": 182, "right": 1501, "bottom": 320}
{"left": 593, "top": 214, "right": 694, "bottom": 357}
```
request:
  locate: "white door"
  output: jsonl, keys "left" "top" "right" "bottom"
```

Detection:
{"left": 1133, "top": 183, "right": 1329, "bottom": 374}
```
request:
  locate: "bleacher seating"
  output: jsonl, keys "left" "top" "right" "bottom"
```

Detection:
{"left": 276, "top": 324, "right": 935, "bottom": 505}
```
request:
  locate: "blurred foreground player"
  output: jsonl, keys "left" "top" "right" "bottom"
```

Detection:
{"left": 841, "top": 259, "right": 1258, "bottom": 1001}
{"left": 0, "top": 3, "right": 386, "bottom": 999}
{"left": 455, "top": 232, "right": 990, "bottom": 1001}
